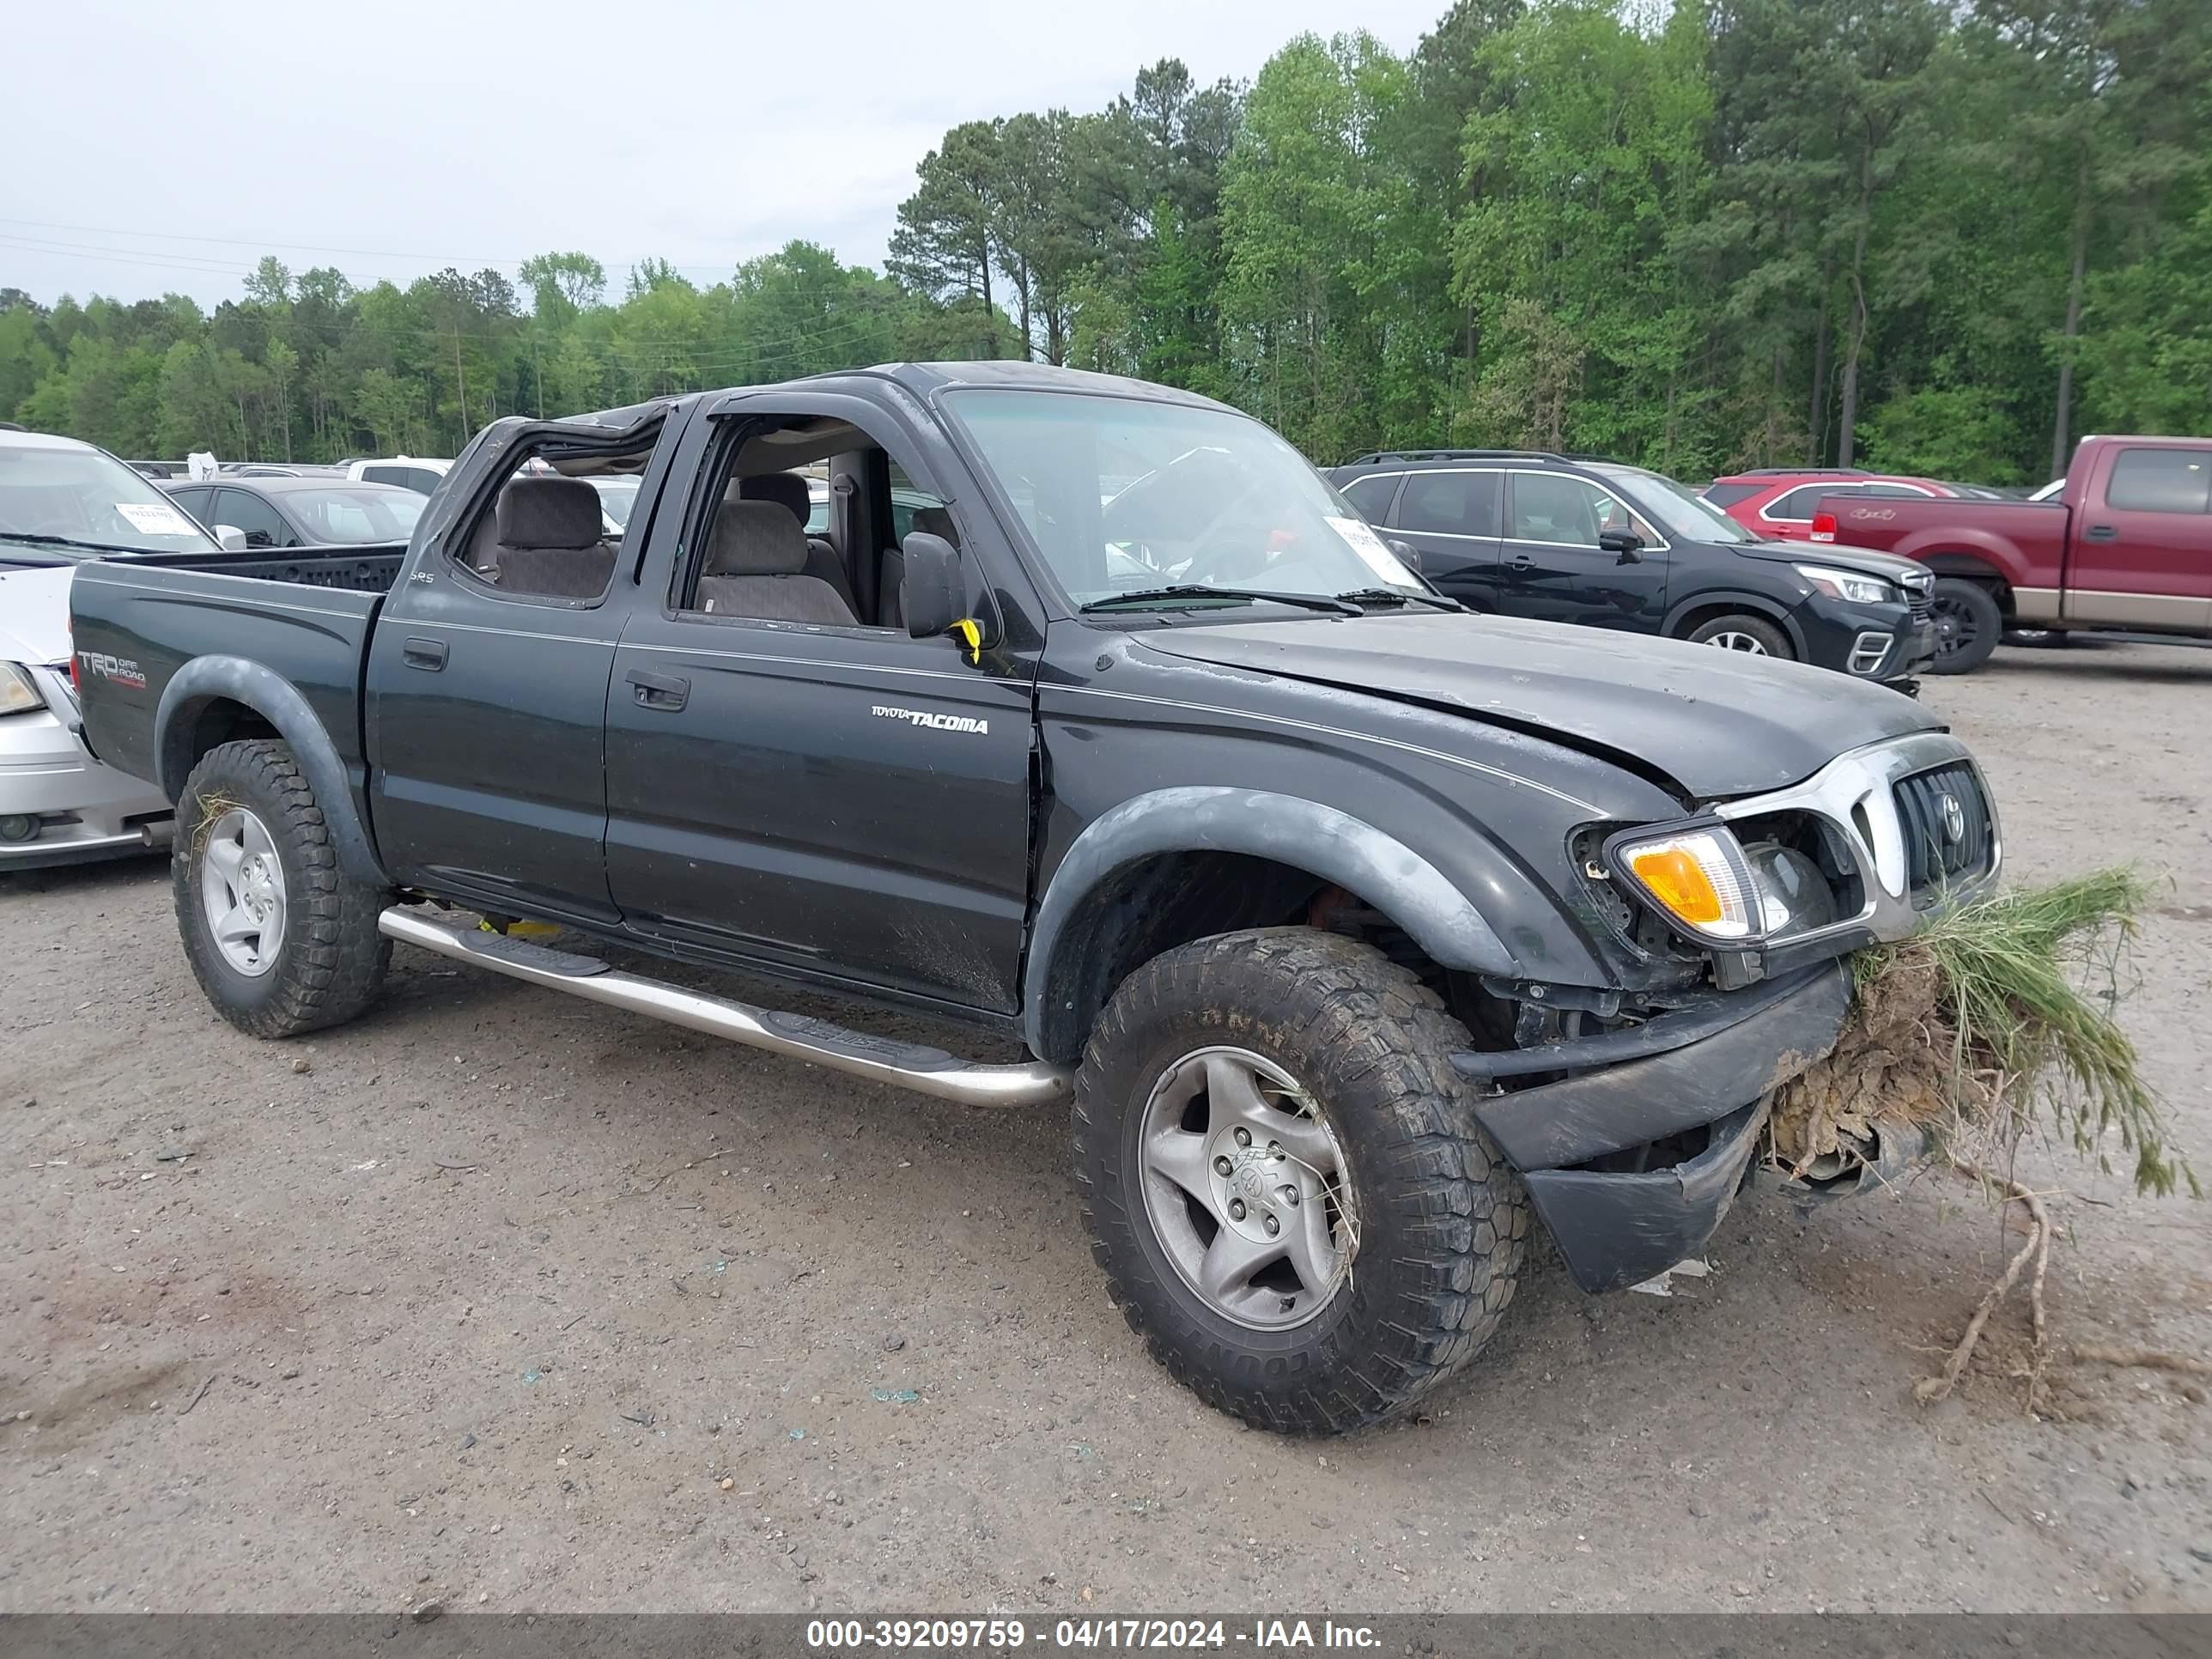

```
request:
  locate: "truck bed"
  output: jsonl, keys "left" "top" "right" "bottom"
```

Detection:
{"left": 69, "top": 544, "right": 404, "bottom": 796}
{"left": 1812, "top": 491, "right": 2066, "bottom": 584}
{"left": 97, "top": 541, "right": 410, "bottom": 594}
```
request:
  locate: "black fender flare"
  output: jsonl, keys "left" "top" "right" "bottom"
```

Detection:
{"left": 155, "top": 655, "right": 387, "bottom": 886}
{"left": 1662, "top": 589, "right": 1808, "bottom": 657}
{"left": 1021, "top": 786, "right": 1519, "bottom": 1059}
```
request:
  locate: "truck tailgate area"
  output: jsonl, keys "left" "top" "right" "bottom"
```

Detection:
{"left": 69, "top": 557, "right": 389, "bottom": 796}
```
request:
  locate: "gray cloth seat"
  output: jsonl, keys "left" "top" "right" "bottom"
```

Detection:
{"left": 737, "top": 471, "right": 855, "bottom": 616}
{"left": 694, "top": 500, "right": 858, "bottom": 625}
{"left": 468, "top": 477, "right": 615, "bottom": 599}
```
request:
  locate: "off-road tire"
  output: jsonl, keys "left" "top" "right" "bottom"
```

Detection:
{"left": 1685, "top": 612, "right": 1794, "bottom": 659}
{"left": 174, "top": 738, "right": 391, "bottom": 1038}
{"left": 1929, "top": 577, "right": 2002, "bottom": 674}
{"left": 1074, "top": 928, "right": 1527, "bottom": 1434}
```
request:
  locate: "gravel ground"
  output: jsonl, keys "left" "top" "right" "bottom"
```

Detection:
{"left": 2, "top": 638, "right": 2208, "bottom": 1613}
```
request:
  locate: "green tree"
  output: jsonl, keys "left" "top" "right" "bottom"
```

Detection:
{"left": 889, "top": 121, "right": 1009, "bottom": 356}
{"left": 1451, "top": 0, "right": 1715, "bottom": 464}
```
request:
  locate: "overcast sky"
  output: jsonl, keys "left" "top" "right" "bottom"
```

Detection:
{"left": 7, "top": 0, "right": 1448, "bottom": 309}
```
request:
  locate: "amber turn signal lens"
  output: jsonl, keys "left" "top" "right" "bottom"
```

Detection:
{"left": 1611, "top": 828, "right": 1757, "bottom": 940}
{"left": 1626, "top": 845, "right": 1725, "bottom": 927}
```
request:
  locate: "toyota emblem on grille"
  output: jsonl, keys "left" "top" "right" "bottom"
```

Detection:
{"left": 1940, "top": 793, "right": 1967, "bottom": 844}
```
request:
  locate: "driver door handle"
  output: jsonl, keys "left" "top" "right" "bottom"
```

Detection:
{"left": 1505, "top": 552, "right": 1536, "bottom": 573}
{"left": 2083, "top": 524, "right": 2119, "bottom": 542}
{"left": 625, "top": 667, "right": 690, "bottom": 711}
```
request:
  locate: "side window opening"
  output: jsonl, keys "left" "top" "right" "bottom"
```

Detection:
{"left": 453, "top": 453, "right": 637, "bottom": 603}
{"left": 678, "top": 417, "right": 953, "bottom": 631}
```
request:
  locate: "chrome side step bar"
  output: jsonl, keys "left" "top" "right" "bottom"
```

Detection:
{"left": 378, "top": 909, "right": 1073, "bottom": 1109}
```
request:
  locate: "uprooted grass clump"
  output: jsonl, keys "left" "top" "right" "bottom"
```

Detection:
{"left": 1770, "top": 867, "right": 2194, "bottom": 1198}
{"left": 1766, "top": 867, "right": 2197, "bottom": 1409}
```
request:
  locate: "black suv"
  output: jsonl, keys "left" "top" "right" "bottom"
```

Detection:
{"left": 1328, "top": 450, "right": 1936, "bottom": 686}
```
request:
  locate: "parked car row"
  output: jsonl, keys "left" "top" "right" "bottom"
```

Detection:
{"left": 159, "top": 476, "right": 427, "bottom": 550}
{"left": 9, "top": 403, "right": 2200, "bottom": 885}
{"left": 1328, "top": 449, "right": 1937, "bottom": 687}
{"left": 126, "top": 456, "right": 454, "bottom": 492}
{"left": 1689, "top": 445, "right": 2212, "bottom": 672}
{"left": 1799, "top": 435, "right": 2212, "bottom": 671}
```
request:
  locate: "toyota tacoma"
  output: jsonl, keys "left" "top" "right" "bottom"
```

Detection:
{"left": 69, "top": 363, "right": 2002, "bottom": 1432}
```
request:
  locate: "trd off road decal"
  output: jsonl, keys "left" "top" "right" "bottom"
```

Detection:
{"left": 872, "top": 703, "right": 988, "bottom": 736}
{"left": 76, "top": 651, "right": 147, "bottom": 690}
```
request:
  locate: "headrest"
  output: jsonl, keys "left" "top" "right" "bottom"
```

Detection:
{"left": 908, "top": 505, "right": 959, "bottom": 546}
{"left": 705, "top": 498, "right": 809, "bottom": 577}
{"left": 739, "top": 471, "right": 812, "bottom": 527}
{"left": 495, "top": 477, "right": 601, "bottom": 550}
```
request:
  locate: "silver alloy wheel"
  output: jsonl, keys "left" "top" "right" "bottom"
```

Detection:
{"left": 1704, "top": 629, "right": 1770, "bottom": 653}
{"left": 1136, "top": 1046, "right": 1354, "bottom": 1331}
{"left": 198, "top": 807, "right": 288, "bottom": 977}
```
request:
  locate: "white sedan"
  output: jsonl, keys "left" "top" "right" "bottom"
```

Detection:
{"left": 1, "top": 564, "right": 175, "bottom": 868}
{"left": 1, "top": 428, "right": 199, "bottom": 869}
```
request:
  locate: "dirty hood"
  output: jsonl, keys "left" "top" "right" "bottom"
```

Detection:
{"left": 1135, "top": 611, "right": 1940, "bottom": 799}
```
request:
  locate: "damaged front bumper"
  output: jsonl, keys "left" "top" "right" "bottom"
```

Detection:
{"left": 1452, "top": 961, "right": 1853, "bottom": 1293}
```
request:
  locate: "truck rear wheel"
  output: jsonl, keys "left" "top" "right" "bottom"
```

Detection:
{"left": 1073, "top": 929, "right": 1526, "bottom": 1433}
{"left": 174, "top": 738, "right": 391, "bottom": 1039}
{"left": 1928, "top": 578, "right": 2002, "bottom": 673}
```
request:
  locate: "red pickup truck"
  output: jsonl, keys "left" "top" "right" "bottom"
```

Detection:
{"left": 1813, "top": 434, "right": 2212, "bottom": 672}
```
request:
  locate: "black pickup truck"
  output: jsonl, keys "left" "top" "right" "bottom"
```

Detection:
{"left": 70, "top": 362, "right": 2002, "bottom": 1433}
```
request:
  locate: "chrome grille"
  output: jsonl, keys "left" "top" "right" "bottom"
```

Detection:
{"left": 1893, "top": 763, "right": 1994, "bottom": 905}
{"left": 1907, "top": 592, "right": 1931, "bottom": 625}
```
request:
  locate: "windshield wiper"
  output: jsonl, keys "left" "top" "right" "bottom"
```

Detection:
{"left": 1081, "top": 584, "right": 1363, "bottom": 616}
{"left": 0, "top": 532, "right": 155, "bottom": 557}
{"left": 1335, "top": 586, "right": 1468, "bottom": 612}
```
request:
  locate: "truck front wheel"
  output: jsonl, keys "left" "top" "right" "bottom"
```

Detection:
{"left": 1073, "top": 929, "right": 1526, "bottom": 1433}
{"left": 174, "top": 738, "right": 391, "bottom": 1039}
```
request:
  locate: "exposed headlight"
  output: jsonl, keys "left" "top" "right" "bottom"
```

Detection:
{"left": 1742, "top": 841, "right": 1838, "bottom": 940}
{"left": 1607, "top": 826, "right": 1759, "bottom": 942}
{"left": 0, "top": 662, "right": 46, "bottom": 716}
{"left": 1606, "top": 823, "right": 1848, "bottom": 950}
{"left": 1795, "top": 564, "right": 1899, "bottom": 605}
